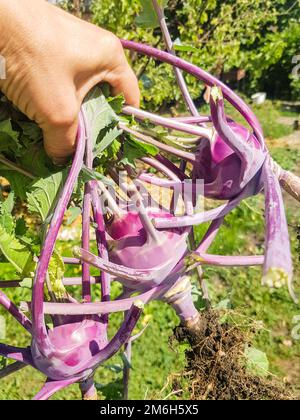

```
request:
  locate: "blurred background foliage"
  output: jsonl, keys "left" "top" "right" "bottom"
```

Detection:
{"left": 88, "top": 0, "right": 300, "bottom": 109}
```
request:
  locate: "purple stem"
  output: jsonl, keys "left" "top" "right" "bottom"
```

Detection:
{"left": 0, "top": 344, "right": 33, "bottom": 365}
{"left": 190, "top": 253, "right": 264, "bottom": 267}
{"left": 151, "top": 0, "right": 200, "bottom": 117}
{"left": 123, "top": 339, "right": 131, "bottom": 400}
{"left": 32, "top": 111, "right": 86, "bottom": 354}
{"left": 73, "top": 247, "right": 154, "bottom": 282}
{"left": 38, "top": 273, "right": 184, "bottom": 316}
{"left": 139, "top": 157, "right": 181, "bottom": 181}
{"left": 63, "top": 257, "right": 81, "bottom": 265}
{"left": 192, "top": 218, "right": 224, "bottom": 304}
{"left": 81, "top": 112, "right": 92, "bottom": 302}
{"left": 80, "top": 377, "right": 98, "bottom": 400}
{"left": 122, "top": 106, "right": 211, "bottom": 138}
{"left": 156, "top": 155, "right": 186, "bottom": 181}
{"left": 153, "top": 183, "right": 255, "bottom": 229}
{"left": 173, "top": 116, "right": 211, "bottom": 124}
{"left": 0, "top": 290, "right": 32, "bottom": 333}
{"left": 0, "top": 280, "right": 22, "bottom": 289}
{"left": 0, "top": 361, "right": 27, "bottom": 380}
{"left": 270, "top": 158, "right": 300, "bottom": 203}
{"left": 262, "top": 160, "right": 296, "bottom": 302}
{"left": 63, "top": 277, "right": 101, "bottom": 286}
{"left": 210, "top": 87, "right": 266, "bottom": 187}
{"left": 197, "top": 218, "right": 224, "bottom": 253}
{"left": 161, "top": 276, "right": 199, "bottom": 324}
{"left": 90, "top": 180, "right": 111, "bottom": 327}
{"left": 121, "top": 40, "right": 264, "bottom": 145}
{"left": 90, "top": 302, "right": 143, "bottom": 372}
{"left": 138, "top": 173, "right": 181, "bottom": 188}
{"left": 32, "top": 377, "right": 79, "bottom": 401}
{"left": 0, "top": 277, "right": 102, "bottom": 289}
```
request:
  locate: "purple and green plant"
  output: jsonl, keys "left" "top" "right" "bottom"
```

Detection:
{"left": 0, "top": 0, "right": 299, "bottom": 400}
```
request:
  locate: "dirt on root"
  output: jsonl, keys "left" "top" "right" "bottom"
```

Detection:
{"left": 174, "top": 311, "right": 293, "bottom": 400}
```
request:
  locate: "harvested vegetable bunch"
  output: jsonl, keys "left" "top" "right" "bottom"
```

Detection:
{"left": 0, "top": 1, "right": 300, "bottom": 400}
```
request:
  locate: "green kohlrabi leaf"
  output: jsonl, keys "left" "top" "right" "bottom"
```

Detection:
{"left": 0, "top": 214, "right": 15, "bottom": 235}
{"left": 0, "top": 192, "right": 14, "bottom": 215}
{"left": 94, "top": 126, "right": 122, "bottom": 157}
{"left": 0, "top": 224, "right": 34, "bottom": 275}
{"left": 121, "top": 135, "right": 159, "bottom": 167}
{"left": 0, "top": 171, "right": 31, "bottom": 201}
{"left": 83, "top": 86, "right": 119, "bottom": 151}
{"left": 0, "top": 119, "right": 21, "bottom": 155}
{"left": 16, "top": 121, "right": 43, "bottom": 143}
{"left": 27, "top": 170, "right": 67, "bottom": 221}
{"left": 18, "top": 144, "right": 55, "bottom": 178}
{"left": 81, "top": 165, "right": 114, "bottom": 186}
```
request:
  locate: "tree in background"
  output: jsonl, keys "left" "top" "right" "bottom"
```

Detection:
{"left": 60, "top": 0, "right": 300, "bottom": 108}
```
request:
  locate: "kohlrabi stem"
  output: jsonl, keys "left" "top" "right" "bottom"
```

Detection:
{"left": 73, "top": 247, "right": 154, "bottom": 282}
{"left": 0, "top": 290, "right": 32, "bottom": 333}
{"left": 98, "top": 181, "right": 122, "bottom": 218}
{"left": 0, "top": 280, "right": 23, "bottom": 288}
{"left": 91, "top": 180, "right": 111, "bottom": 327}
{"left": 122, "top": 339, "right": 131, "bottom": 400}
{"left": 262, "top": 159, "right": 296, "bottom": 302}
{"left": 210, "top": 87, "right": 266, "bottom": 187}
{"left": 122, "top": 106, "right": 211, "bottom": 138}
{"left": 0, "top": 344, "right": 33, "bottom": 365}
{"left": 173, "top": 116, "right": 212, "bottom": 124}
{"left": 153, "top": 192, "right": 241, "bottom": 228}
{"left": 156, "top": 155, "right": 186, "bottom": 180}
{"left": 139, "top": 157, "right": 181, "bottom": 181}
{"left": 90, "top": 302, "right": 143, "bottom": 372}
{"left": 0, "top": 155, "right": 35, "bottom": 179}
{"left": 161, "top": 275, "right": 199, "bottom": 325}
{"left": 189, "top": 253, "right": 264, "bottom": 268}
{"left": 197, "top": 218, "right": 224, "bottom": 253}
{"left": 81, "top": 109, "right": 93, "bottom": 303}
{"left": 80, "top": 377, "right": 98, "bottom": 400}
{"left": 126, "top": 181, "right": 161, "bottom": 243}
{"left": 152, "top": 0, "right": 200, "bottom": 118}
{"left": 40, "top": 272, "right": 184, "bottom": 316}
{"left": 121, "top": 40, "right": 264, "bottom": 145}
{"left": 120, "top": 123, "right": 196, "bottom": 163}
{"left": 270, "top": 158, "right": 300, "bottom": 203}
{"left": 33, "top": 378, "right": 80, "bottom": 401}
{"left": 32, "top": 111, "right": 86, "bottom": 355}
{"left": 0, "top": 277, "right": 101, "bottom": 289}
{"left": 154, "top": 179, "right": 260, "bottom": 229}
{"left": 0, "top": 361, "right": 26, "bottom": 380}
{"left": 63, "top": 257, "right": 81, "bottom": 265}
{"left": 195, "top": 218, "right": 225, "bottom": 305}
{"left": 138, "top": 173, "right": 181, "bottom": 188}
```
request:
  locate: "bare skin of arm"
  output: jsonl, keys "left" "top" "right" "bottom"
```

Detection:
{"left": 0, "top": 0, "right": 140, "bottom": 164}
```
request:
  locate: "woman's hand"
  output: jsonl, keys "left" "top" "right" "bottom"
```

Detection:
{"left": 0, "top": 0, "right": 140, "bottom": 164}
